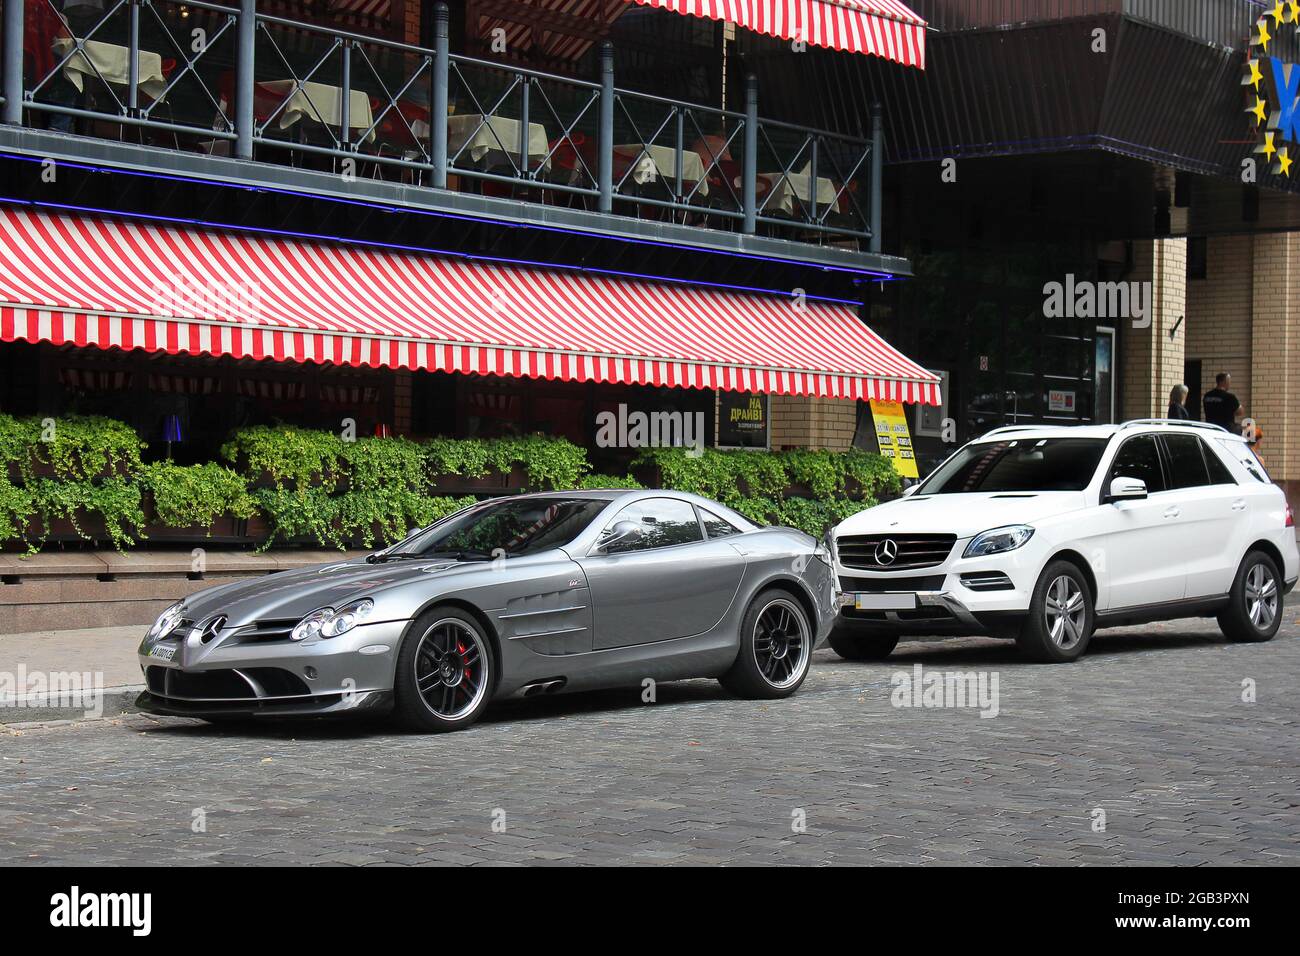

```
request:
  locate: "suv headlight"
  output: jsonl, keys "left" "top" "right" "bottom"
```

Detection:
{"left": 963, "top": 525, "right": 1035, "bottom": 558}
{"left": 291, "top": 600, "right": 375, "bottom": 641}
{"left": 147, "top": 602, "right": 184, "bottom": 641}
{"left": 814, "top": 530, "right": 836, "bottom": 569}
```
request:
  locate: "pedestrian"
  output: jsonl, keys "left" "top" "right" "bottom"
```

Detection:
{"left": 1166, "top": 384, "right": 1190, "bottom": 420}
{"left": 1203, "top": 372, "right": 1243, "bottom": 434}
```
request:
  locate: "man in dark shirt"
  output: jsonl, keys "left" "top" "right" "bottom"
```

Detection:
{"left": 1203, "top": 372, "right": 1242, "bottom": 434}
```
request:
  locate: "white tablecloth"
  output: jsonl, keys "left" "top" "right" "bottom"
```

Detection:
{"left": 758, "top": 168, "right": 842, "bottom": 216}
{"left": 448, "top": 114, "right": 550, "bottom": 170}
{"left": 52, "top": 38, "right": 167, "bottom": 101}
{"left": 615, "top": 144, "right": 709, "bottom": 196}
{"left": 260, "top": 79, "right": 375, "bottom": 141}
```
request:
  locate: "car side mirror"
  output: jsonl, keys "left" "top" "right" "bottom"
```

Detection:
{"left": 900, "top": 483, "right": 920, "bottom": 498}
{"left": 597, "top": 520, "right": 643, "bottom": 554}
{"left": 1108, "top": 476, "right": 1148, "bottom": 502}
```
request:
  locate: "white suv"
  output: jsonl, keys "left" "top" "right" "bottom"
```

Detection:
{"left": 830, "top": 421, "right": 1298, "bottom": 663}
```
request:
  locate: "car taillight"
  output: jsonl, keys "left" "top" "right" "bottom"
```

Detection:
{"left": 1287, "top": 504, "right": 1294, "bottom": 528}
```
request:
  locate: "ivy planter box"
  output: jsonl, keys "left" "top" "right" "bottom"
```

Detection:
{"left": 430, "top": 464, "right": 528, "bottom": 494}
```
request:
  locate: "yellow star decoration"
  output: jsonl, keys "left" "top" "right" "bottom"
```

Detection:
{"left": 1257, "top": 18, "right": 1272, "bottom": 51}
{"left": 1278, "top": 147, "right": 1293, "bottom": 177}
{"left": 1251, "top": 95, "right": 1269, "bottom": 124}
{"left": 1291, "top": 0, "right": 1300, "bottom": 22}
{"left": 1247, "top": 59, "right": 1264, "bottom": 91}
{"left": 1272, "top": 1, "right": 1287, "bottom": 25}
{"left": 1260, "top": 130, "right": 1278, "bottom": 163}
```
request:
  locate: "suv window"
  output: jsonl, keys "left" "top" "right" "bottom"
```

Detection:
{"left": 917, "top": 438, "right": 1108, "bottom": 494}
{"left": 1219, "top": 438, "right": 1269, "bottom": 484}
{"left": 1201, "top": 440, "right": 1237, "bottom": 485}
{"left": 1162, "top": 434, "right": 1210, "bottom": 489}
{"left": 699, "top": 507, "right": 741, "bottom": 538}
{"left": 601, "top": 497, "right": 703, "bottom": 552}
{"left": 1109, "top": 435, "right": 1166, "bottom": 493}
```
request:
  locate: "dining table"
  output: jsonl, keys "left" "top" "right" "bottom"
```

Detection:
{"left": 613, "top": 144, "right": 709, "bottom": 196}
{"left": 51, "top": 37, "right": 168, "bottom": 102}
{"left": 257, "top": 79, "right": 376, "bottom": 142}
{"left": 447, "top": 114, "right": 550, "bottom": 172}
{"left": 754, "top": 165, "right": 842, "bottom": 217}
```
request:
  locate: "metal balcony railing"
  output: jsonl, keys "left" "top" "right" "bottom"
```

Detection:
{"left": 0, "top": 0, "right": 883, "bottom": 249}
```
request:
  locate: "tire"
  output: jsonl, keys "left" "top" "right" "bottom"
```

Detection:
{"left": 828, "top": 626, "right": 899, "bottom": 661}
{"left": 1015, "top": 560, "right": 1094, "bottom": 663}
{"left": 719, "top": 588, "right": 813, "bottom": 699}
{"left": 393, "top": 606, "right": 495, "bottom": 732}
{"left": 1217, "top": 550, "right": 1283, "bottom": 643}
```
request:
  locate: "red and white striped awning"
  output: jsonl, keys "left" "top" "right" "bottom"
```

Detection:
{"left": 481, "top": 0, "right": 925, "bottom": 68}
{"left": 0, "top": 208, "right": 941, "bottom": 404}
{"left": 635, "top": 0, "right": 926, "bottom": 66}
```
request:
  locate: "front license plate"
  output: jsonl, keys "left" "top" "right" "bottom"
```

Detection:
{"left": 149, "top": 643, "right": 178, "bottom": 662}
{"left": 855, "top": 593, "right": 917, "bottom": 611}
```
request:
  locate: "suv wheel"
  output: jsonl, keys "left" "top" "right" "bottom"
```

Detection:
{"left": 1016, "top": 561, "right": 1094, "bottom": 663}
{"left": 1218, "top": 550, "right": 1283, "bottom": 643}
{"left": 828, "top": 626, "right": 899, "bottom": 661}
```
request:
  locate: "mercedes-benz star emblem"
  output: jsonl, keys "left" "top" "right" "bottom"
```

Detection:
{"left": 198, "top": 615, "right": 227, "bottom": 644}
{"left": 874, "top": 539, "right": 899, "bottom": 566}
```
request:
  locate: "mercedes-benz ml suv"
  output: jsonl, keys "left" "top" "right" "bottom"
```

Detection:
{"left": 830, "top": 421, "right": 1298, "bottom": 662}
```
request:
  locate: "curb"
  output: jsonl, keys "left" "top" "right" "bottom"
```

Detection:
{"left": 0, "top": 685, "right": 143, "bottom": 727}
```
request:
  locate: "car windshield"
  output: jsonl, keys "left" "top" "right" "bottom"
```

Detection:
{"left": 389, "top": 497, "right": 610, "bottom": 559}
{"left": 917, "top": 438, "right": 1108, "bottom": 494}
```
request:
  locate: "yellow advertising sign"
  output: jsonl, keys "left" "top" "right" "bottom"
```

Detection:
{"left": 869, "top": 399, "right": 919, "bottom": 479}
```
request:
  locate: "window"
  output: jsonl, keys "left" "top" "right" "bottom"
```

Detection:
{"left": 1109, "top": 435, "right": 1166, "bottom": 493}
{"left": 1162, "top": 434, "right": 1210, "bottom": 489}
{"left": 1220, "top": 439, "right": 1269, "bottom": 484}
{"left": 1201, "top": 440, "right": 1237, "bottom": 486}
{"left": 404, "top": 497, "right": 610, "bottom": 558}
{"left": 601, "top": 498, "right": 703, "bottom": 552}
{"left": 917, "top": 439, "right": 1108, "bottom": 494}
{"left": 699, "top": 507, "right": 741, "bottom": 538}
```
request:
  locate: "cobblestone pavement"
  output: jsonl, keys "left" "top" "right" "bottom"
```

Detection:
{"left": 2, "top": 611, "right": 1298, "bottom": 866}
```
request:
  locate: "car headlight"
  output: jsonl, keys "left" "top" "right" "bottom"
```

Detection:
{"left": 321, "top": 599, "right": 374, "bottom": 638}
{"left": 963, "top": 525, "right": 1035, "bottom": 558}
{"left": 147, "top": 602, "right": 184, "bottom": 641}
{"left": 291, "top": 600, "right": 375, "bottom": 641}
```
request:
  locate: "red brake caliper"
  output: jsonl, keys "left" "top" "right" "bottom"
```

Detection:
{"left": 458, "top": 641, "right": 471, "bottom": 688}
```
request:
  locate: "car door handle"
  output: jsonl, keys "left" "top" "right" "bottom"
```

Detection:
{"left": 1231, "top": 500, "right": 1247, "bottom": 512}
{"left": 1163, "top": 506, "right": 1181, "bottom": 519}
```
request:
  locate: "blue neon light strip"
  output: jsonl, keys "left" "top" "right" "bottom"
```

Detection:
{"left": 0, "top": 149, "right": 903, "bottom": 288}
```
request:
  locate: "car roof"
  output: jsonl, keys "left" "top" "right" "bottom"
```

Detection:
{"left": 971, "top": 420, "right": 1246, "bottom": 444}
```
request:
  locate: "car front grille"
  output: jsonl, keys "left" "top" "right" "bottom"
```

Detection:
{"left": 145, "top": 666, "right": 311, "bottom": 702}
{"left": 840, "top": 574, "right": 946, "bottom": 593}
{"left": 837, "top": 534, "right": 957, "bottom": 572}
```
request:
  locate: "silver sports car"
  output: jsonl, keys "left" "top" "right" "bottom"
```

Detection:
{"left": 136, "top": 490, "right": 838, "bottom": 732}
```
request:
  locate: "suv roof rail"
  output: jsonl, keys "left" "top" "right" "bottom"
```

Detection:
{"left": 979, "top": 426, "right": 1045, "bottom": 439}
{"left": 1119, "top": 419, "right": 1230, "bottom": 434}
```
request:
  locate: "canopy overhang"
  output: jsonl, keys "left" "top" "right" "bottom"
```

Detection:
{"left": 0, "top": 208, "right": 941, "bottom": 404}
{"left": 483, "top": 0, "right": 927, "bottom": 69}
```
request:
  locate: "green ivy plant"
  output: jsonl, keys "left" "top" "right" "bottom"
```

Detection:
{"left": 0, "top": 413, "right": 145, "bottom": 484}
{"left": 140, "top": 462, "right": 257, "bottom": 531}
{"left": 221, "top": 426, "right": 345, "bottom": 491}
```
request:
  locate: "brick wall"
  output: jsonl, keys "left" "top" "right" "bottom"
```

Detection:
{"left": 768, "top": 396, "right": 857, "bottom": 450}
{"left": 402, "top": 0, "right": 420, "bottom": 46}
{"left": 1249, "top": 232, "right": 1298, "bottom": 483}
{"left": 393, "top": 369, "right": 413, "bottom": 435}
{"left": 1120, "top": 238, "right": 1187, "bottom": 421}
{"left": 1186, "top": 234, "right": 1253, "bottom": 419}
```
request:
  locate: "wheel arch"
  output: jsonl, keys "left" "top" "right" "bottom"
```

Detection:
{"left": 752, "top": 574, "right": 819, "bottom": 632}
{"left": 404, "top": 597, "right": 504, "bottom": 695}
{"left": 1047, "top": 548, "right": 1099, "bottom": 603}
{"left": 1244, "top": 539, "right": 1285, "bottom": 577}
